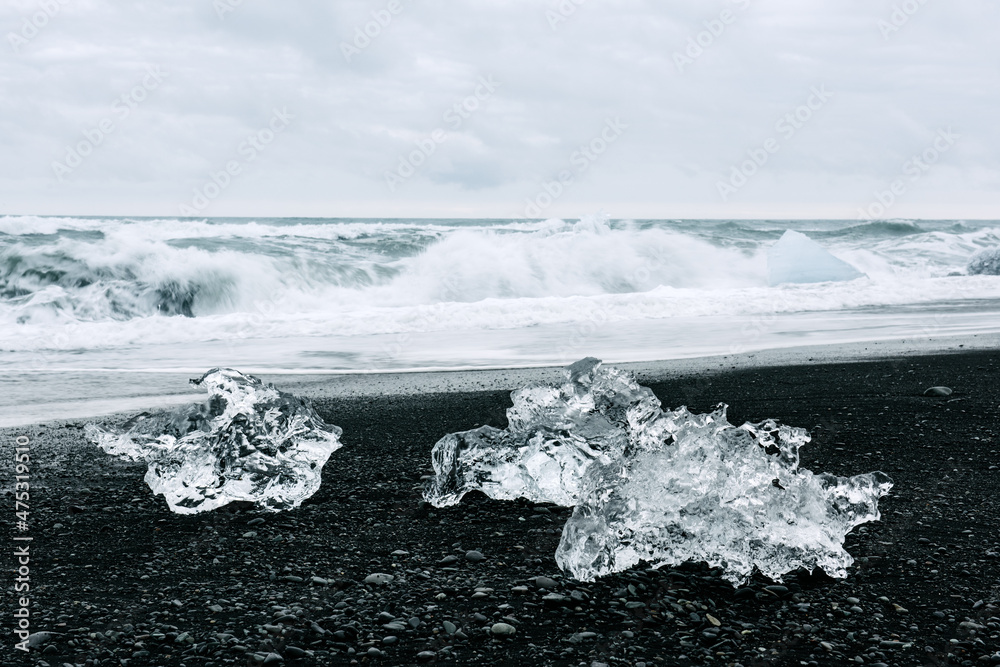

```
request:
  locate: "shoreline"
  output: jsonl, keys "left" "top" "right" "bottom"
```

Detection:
{"left": 2, "top": 349, "right": 999, "bottom": 665}
{"left": 3, "top": 332, "right": 998, "bottom": 429}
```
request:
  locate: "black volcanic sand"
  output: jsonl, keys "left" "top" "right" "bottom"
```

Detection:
{"left": 3, "top": 351, "right": 1000, "bottom": 667}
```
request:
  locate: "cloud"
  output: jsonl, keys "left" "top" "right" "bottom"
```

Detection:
{"left": 2, "top": 0, "right": 998, "bottom": 219}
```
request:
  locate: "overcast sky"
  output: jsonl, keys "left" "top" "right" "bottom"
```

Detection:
{"left": 2, "top": 0, "right": 998, "bottom": 219}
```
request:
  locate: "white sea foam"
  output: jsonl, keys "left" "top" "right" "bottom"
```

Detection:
{"left": 2, "top": 215, "right": 1000, "bottom": 366}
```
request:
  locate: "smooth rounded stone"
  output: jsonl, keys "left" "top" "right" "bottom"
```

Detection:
{"left": 391, "top": 550, "right": 410, "bottom": 557}
{"left": 533, "top": 576, "right": 558, "bottom": 589}
{"left": 437, "top": 555, "right": 459, "bottom": 566}
{"left": 417, "top": 651, "right": 436, "bottom": 662}
{"left": 382, "top": 635, "right": 398, "bottom": 645}
{"left": 408, "top": 617, "right": 421, "bottom": 628}
{"left": 923, "top": 386, "right": 953, "bottom": 396}
{"left": 248, "top": 517, "right": 265, "bottom": 526}
{"left": 262, "top": 653, "right": 284, "bottom": 664}
{"left": 364, "top": 573, "right": 395, "bottom": 585}
{"left": 443, "top": 620, "right": 458, "bottom": 635}
{"left": 465, "top": 550, "right": 485, "bottom": 562}
{"left": 490, "top": 622, "right": 516, "bottom": 636}
{"left": 367, "top": 647, "right": 383, "bottom": 657}
{"left": 284, "top": 646, "right": 306, "bottom": 658}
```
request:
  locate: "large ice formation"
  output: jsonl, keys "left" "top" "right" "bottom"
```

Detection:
{"left": 424, "top": 358, "right": 892, "bottom": 585}
{"left": 85, "top": 368, "right": 343, "bottom": 513}
{"left": 767, "top": 230, "right": 864, "bottom": 286}
{"left": 968, "top": 247, "right": 1000, "bottom": 275}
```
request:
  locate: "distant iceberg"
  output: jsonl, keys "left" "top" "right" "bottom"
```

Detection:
{"left": 968, "top": 247, "right": 1000, "bottom": 275}
{"left": 85, "top": 369, "right": 343, "bottom": 514}
{"left": 767, "top": 230, "right": 864, "bottom": 286}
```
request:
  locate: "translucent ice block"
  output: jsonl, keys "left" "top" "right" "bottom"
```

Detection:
{"left": 556, "top": 404, "right": 893, "bottom": 584}
{"left": 424, "top": 357, "right": 892, "bottom": 584}
{"left": 85, "top": 368, "right": 342, "bottom": 513}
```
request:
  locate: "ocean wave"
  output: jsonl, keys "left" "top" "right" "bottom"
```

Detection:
{"left": 812, "top": 220, "right": 924, "bottom": 238}
{"left": 1, "top": 216, "right": 999, "bottom": 337}
{"left": 4, "top": 276, "right": 1000, "bottom": 355}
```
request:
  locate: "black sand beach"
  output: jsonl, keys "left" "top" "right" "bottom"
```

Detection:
{"left": 3, "top": 351, "right": 1000, "bottom": 666}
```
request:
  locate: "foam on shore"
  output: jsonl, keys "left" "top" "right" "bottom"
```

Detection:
{"left": 3, "top": 332, "right": 996, "bottom": 429}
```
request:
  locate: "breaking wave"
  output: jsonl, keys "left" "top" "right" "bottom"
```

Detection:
{"left": 2, "top": 214, "right": 1000, "bottom": 354}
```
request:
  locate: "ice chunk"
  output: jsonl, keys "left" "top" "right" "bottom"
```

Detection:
{"left": 425, "top": 357, "right": 892, "bottom": 585}
{"left": 85, "top": 368, "right": 342, "bottom": 514}
{"left": 424, "top": 357, "right": 664, "bottom": 508}
{"left": 968, "top": 247, "right": 1000, "bottom": 275}
{"left": 767, "top": 230, "right": 864, "bottom": 285}
{"left": 556, "top": 404, "right": 892, "bottom": 585}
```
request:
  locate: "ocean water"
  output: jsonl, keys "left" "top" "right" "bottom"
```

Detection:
{"left": 2, "top": 215, "right": 1000, "bottom": 423}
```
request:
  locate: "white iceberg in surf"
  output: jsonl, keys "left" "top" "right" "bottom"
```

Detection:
{"left": 85, "top": 368, "right": 342, "bottom": 514}
{"left": 425, "top": 357, "right": 892, "bottom": 585}
{"left": 968, "top": 247, "right": 1000, "bottom": 275}
{"left": 767, "top": 230, "right": 864, "bottom": 286}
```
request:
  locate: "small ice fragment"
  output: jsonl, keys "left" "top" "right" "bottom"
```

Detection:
{"left": 555, "top": 404, "right": 893, "bottom": 585}
{"left": 85, "top": 368, "right": 342, "bottom": 514}
{"left": 423, "top": 357, "right": 663, "bottom": 508}
{"left": 968, "top": 247, "right": 1000, "bottom": 275}
{"left": 767, "top": 230, "right": 864, "bottom": 285}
